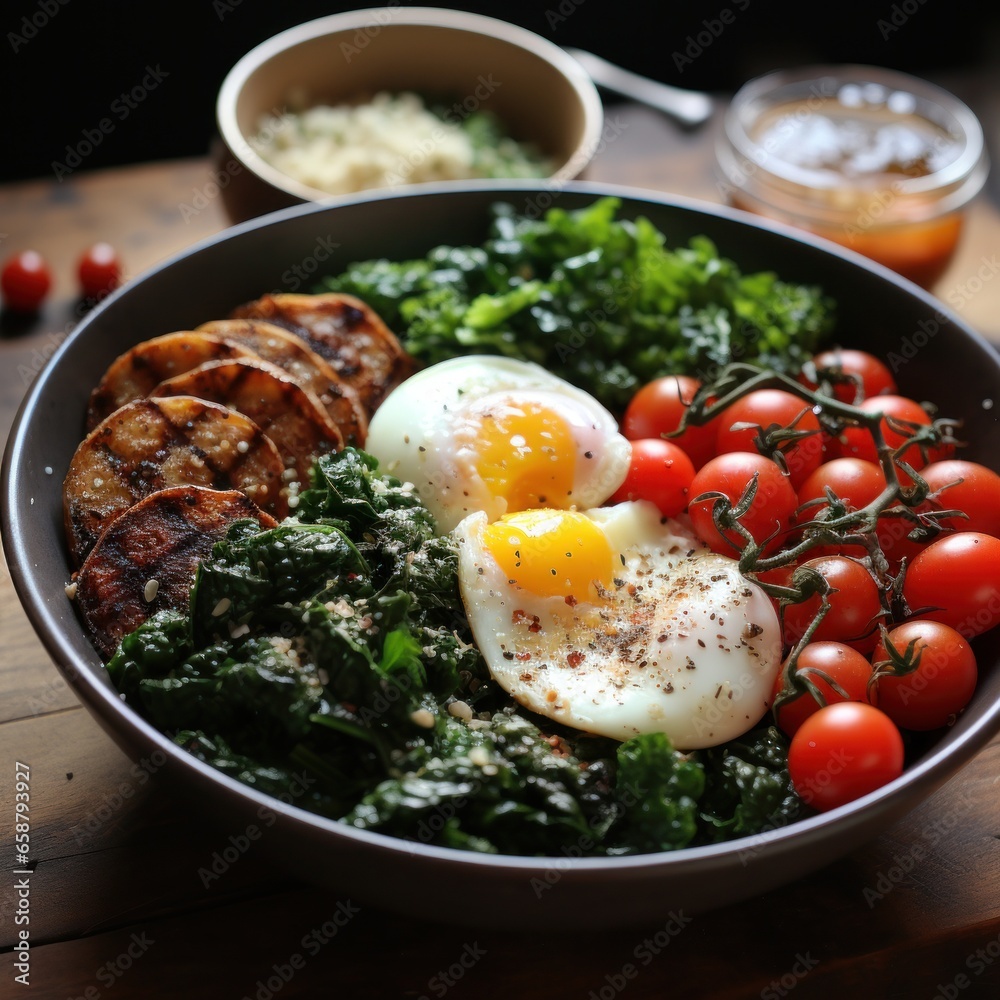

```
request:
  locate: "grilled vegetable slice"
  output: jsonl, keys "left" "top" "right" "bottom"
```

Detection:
{"left": 63, "top": 395, "right": 287, "bottom": 566}
{"left": 86, "top": 331, "right": 259, "bottom": 430}
{"left": 149, "top": 357, "right": 343, "bottom": 486}
{"left": 73, "top": 485, "right": 277, "bottom": 658}
{"left": 229, "top": 291, "right": 415, "bottom": 413}
{"left": 196, "top": 318, "right": 368, "bottom": 445}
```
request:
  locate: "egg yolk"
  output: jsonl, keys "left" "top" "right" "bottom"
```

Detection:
{"left": 481, "top": 509, "right": 615, "bottom": 599}
{"left": 470, "top": 402, "right": 577, "bottom": 514}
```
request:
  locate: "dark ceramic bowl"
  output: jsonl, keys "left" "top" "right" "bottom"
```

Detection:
{"left": 4, "top": 182, "right": 999, "bottom": 930}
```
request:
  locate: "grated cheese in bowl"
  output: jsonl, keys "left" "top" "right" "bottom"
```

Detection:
{"left": 249, "top": 91, "right": 553, "bottom": 196}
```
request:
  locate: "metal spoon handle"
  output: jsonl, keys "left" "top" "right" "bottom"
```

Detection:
{"left": 565, "top": 48, "right": 715, "bottom": 127}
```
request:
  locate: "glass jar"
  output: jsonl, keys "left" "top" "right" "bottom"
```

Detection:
{"left": 715, "top": 65, "right": 989, "bottom": 289}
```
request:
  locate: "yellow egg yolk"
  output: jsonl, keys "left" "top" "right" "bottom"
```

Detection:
{"left": 470, "top": 402, "right": 577, "bottom": 514}
{"left": 481, "top": 509, "right": 615, "bottom": 599}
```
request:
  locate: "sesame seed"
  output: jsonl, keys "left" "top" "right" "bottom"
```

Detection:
{"left": 143, "top": 579, "right": 159, "bottom": 602}
{"left": 211, "top": 597, "right": 232, "bottom": 617}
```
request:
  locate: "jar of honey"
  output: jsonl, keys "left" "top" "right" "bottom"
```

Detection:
{"left": 715, "top": 65, "right": 989, "bottom": 288}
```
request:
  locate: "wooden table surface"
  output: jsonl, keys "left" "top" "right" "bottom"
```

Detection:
{"left": 3, "top": 77, "right": 1000, "bottom": 999}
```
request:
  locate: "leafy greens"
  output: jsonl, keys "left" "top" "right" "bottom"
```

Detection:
{"left": 320, "top": 196, "right": 835, "bottom": 413}
{"left": 107, "top": 448, "right": 801, "bottom": 855}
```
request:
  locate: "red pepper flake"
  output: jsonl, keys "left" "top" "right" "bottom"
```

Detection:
{"left": 565, "top": 594, "right": 578, "bottom": 606}
{"left": 567, "top": 650, "right": 584, "bottom": 668}
{"left": 515, "top": 651, "right": 532, "bottom": 661}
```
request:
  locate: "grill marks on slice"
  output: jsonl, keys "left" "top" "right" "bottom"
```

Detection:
{"left": 63, "top": 395, "right": 287, "bottom": 566}
{"left": 86, "top": 331, "right": 260, "bottom": 430}
{"left": 195, "top": 318, "right": 368, "bottom": 445}
{"left": 229, "top": 291, "right": 416, "bottom": 413}
{"left": 149, "top": 357, "right": 343, "bottom": 486}
{"left": 74, "top": 485, "right": 278, "bottom": 659}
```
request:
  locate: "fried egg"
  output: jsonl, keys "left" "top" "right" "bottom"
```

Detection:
{"left": 364, "top": 355, "right": 631, "bottom": 532}
{"left": 455, "top": 501, "right": 782, "bottom": 749}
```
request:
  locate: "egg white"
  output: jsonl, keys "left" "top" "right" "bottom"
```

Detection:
{"left": 364, "top": 355, "right": 630, "bottom": 533}
{"left": 455, "top": 501, "right": 783, "bottom": 750}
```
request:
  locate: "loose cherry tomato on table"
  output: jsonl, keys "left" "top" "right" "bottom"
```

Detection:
{"left": 687, "top": 452, "right": 798, "bottom": 556}
{"left": 609, "top": 438, "right": 695, "bottom": 518}
{"left": 1, "top": 250, "right": 52, "bottom": 312}
{"left": 714, "top": 388, "right": 824, "bottom": 489}
{"left": 788, "top": 702, "right": 904, "bottom": 812}
{"left": 800, "top": 348, "right": 898, "bottom": 403}
{"left": 781, "top": 555, "right": 884, "bottom": 653}
{"left": 772, "top": 641, "right": 875, "bottom": 737}
{"left": 621, "top": 375, "right": 718, "bottom": 469}
{"left": 78, "top": 242, "right": 122, "bottom": 301}
{"left": 870, "top": 620, "right": 977, "bottom": 731}
{"left": 902, "top": 532, "right": 1000, "bottom": 638}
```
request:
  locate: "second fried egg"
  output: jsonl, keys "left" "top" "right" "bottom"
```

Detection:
{"left": 455, "top": 500, "right": 782, "bottom": 749}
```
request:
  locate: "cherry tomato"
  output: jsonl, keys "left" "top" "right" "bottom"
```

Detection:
{"left": 621, "top": 375, "right": 718, "bottom": 469}
{"left": 788, "top": 702, "right": 904, "bottom": 812}
{"left": 903, "top": 532, "right": 1000, "bottom": 638}
{"left": 78, "top": 242, "right": 122, "bottom": 300}
{"left": 800, "top": 348, "right": 898, "bottom": 403}
{"left": 919, "top": 460, "right": 1000, "bottom": 538}
{"left": 772, "top": 641, "right": 874, "bottom": 737}
{"left": 796, "top": 458, "right": 887, "bottom": 557}
{"left": 831, "top": 395, "right": 932, "bottom": 477}
{"left": 782, "top": 555, "right": 884, "bottom": 653}
{"left": 687, "top": 452, "right": 798, "bottom": 556}
{"left": 871, "top": 621, "right": 977, "bottom": 731}
{"left": 609, "top": 438, "right": 695, "bottom": 518}
{"left": 714, "top": 388, "right": 824, "bottom": 489}
{"left": 1, "top": 250, "right": 52, "bottom": 312}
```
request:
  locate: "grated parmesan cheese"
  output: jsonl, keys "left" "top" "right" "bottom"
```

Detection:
{"left": 250, "top": 91, "right": 549, "bottom": 195}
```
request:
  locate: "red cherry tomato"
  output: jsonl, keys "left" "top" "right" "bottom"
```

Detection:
{"left": 788, "top": 702, "right": 904, "bottom": 812}
{"left": 796, "top": 458, "right": 887, "bottom": 557}
{"left": 621, "top": 375, "right": 718, "bottom": 469}
{"left": 687, "top": 452, "right": 798, "bottom": 556}
{"left": 782, "top": 555, "right": 884, "bottom": 653}
{"left": 772, "top": 641, "right": 874, "bottom": 737}
{"left": 871, "top": 621, "right": 977, "bottom": 731}
{"left": 1, "top": 250, "right": 52, "bottom": 312}
{"left": 78, "top": 242, "right": 122, "bottom": 301}
{"left": 919, "top": 460, "right": 1000, "bottom": 538}
{"left": 609, "top": 438, "right": 695, "bottom": 518}
{"left": 831, "top": 395, "right": 932, "bottom": 477}
{"left": 800, "top": 348, "right": 898, "bottom": 403}
{"left": 903, "top": 532, "right": 1000, "bottom": 638}
{"left": 714, "top": 388, "right": 824, "bottom": 489}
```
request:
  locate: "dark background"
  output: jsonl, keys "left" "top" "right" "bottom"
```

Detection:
{"left": 2, "top": 0, "right": 997, "bottom": 184}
